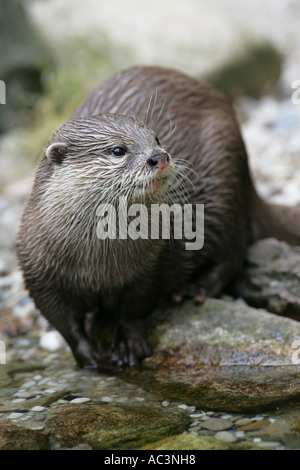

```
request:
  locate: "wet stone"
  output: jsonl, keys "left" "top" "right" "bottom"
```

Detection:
{"left": 119, "top": 298, "right": 300, "bottom": 413}
{"left": 235, "top": 418, "right": 253, "bottom": 426}
{"left": 0, "top": 405, "right": 19, "bottom": 413}
{"left": 69, "top": 397, "right": 91, "bottom": 404}
{"left": 0, "top": 423, "right": 49, "bottom": 450}
{"left": 256, "top": 440, "right": 281, "bottom": 449}
{"left": 141, "top": 433, "right": 260, "bottom": 450}
{"left": 237, "top": 419, "right": 270, "bottom": 432}
{"left": 8, "top": 412, "right": 26, "bottom": 420}
{"left": 33, "top": 413, "right": 46, "bottom": 422}
{"left": 46, "top": 403, "right": 190, "bottom": 450}
{"left": 232, "top": 239, "right": 300, "bottom": 321}
{"left": 214, "top": 431, "right": 238, "bottom": 443}
{"left": 199, "top": 418, "right": 233, "bottom": 432}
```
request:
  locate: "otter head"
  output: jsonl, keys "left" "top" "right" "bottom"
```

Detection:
{"left": 44, "top": 113, "right": 175, "bottom": 205}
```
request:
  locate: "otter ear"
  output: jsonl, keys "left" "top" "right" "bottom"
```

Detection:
{"left": 45, "top": 142, "right": 68, "bottom": 165}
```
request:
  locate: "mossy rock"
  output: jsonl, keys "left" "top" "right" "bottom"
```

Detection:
{"left": 140, "top": 433, "right": 261, "bottom": 450}
{"left": 46, "top": 403, "right": 190, "bottom": 449}
{"left": 0, "top": 423, "right": 49, "bottom": 450}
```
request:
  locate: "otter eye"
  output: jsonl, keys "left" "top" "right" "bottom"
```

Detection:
{"left": 112, "top": 146, "right": 126, "bottom": 157}
{"left": 155, "top": 136, "right": 161, "bottom": 146}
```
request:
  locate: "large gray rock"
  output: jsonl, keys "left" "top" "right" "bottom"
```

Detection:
{"left": 232, "top": 238, "right": 300, "bottom": 321}
{"left": 119, "top": 298, "right": 300, "bottom": 413}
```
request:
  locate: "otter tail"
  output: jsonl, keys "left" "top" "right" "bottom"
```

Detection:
{"left": 250, "top": 189, "right": 300, "bottom": 246}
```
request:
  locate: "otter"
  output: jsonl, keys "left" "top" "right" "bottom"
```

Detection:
{"left": 16, "top": 66, "right": 300, "bottom": 369}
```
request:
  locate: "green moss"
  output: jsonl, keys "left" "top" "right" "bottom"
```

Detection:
{"left": 141, "top": 434, "right": 231, "bottom": 450}
{"left": 46, "top": 403, "right": 190, "bottom": 450}
{"left": 140, "top": 433, "right": 262, "bottom": 450}
{"left": 0, "top": 424, "right": 49, "bottom": 450}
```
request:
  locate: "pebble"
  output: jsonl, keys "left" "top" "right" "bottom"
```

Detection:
{"left": 199, "top": 418, "right": 233, "bottom": 432}
{"left": 100, "top": 396, "right": 113, "bottom": 403}
{"left": 178, "top": 404, "right": 189, "bottom": 410}
{"left": 13, "top": 339, "right": 33, "bottom": 348}
{"left": 0, "top": 406, "right": 18, "bottom": 412}
{"left": 190, "top": 412, "right": 206, "bottom": 419}
{"left": 256, "top": 441, "right": 281, "bottom": 449}
{"left": 31, "top": 406, "right": 47, "bottom": 412}
{"left": 238, "top": 419, "right": 270, "bottom": 432}
{"left": 27, "top": 423, "right": 45, "bottom": 431}
{"left": 221, "top": 414, "right": 233, "bottom": 420}
{"left": 8, "top": 412, "right": 25, "bottom": 419}
{"left": 70, "top": 397, "right": 91, "bottom": 404}
{"left": 20, "top": 415, "right": 31, "bottom": 421}
{"left": 39, "top": 330, "right": 67, "bottom": 352}
{"left": 214, "top": 431, "right": 238, "bottom": 443}
{"left": 235, "top": 418, "right": 253, "bottom": 426}
{"left": 33, "top": 375, "right": 43, "bottom": 381}
{"left": 22, "top": 381, "right": 36, "bottom": 389}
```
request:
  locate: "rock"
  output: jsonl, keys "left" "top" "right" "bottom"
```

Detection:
{"left": 45, "top": 403, "right": 190, "bottom": 449}
{"left": 199, "top": 418, "right": 233, "bottom": 432}
{"left": 141, "top": 433, "right": 258, "bottom": 450}
{"left": 235, "top": 418, "right": 253, "bottom": 426}
{"left": 70, "top": 397, "right": 91, "bottom": 404}
{"left": 119, "top": 298, "right": 300, "bottom": 413}
{"left": 31, "top": 406, "right": 47, "bottom": 412}
{"left": 0, "top": 423, "right": 49, "bottom": 450}
{"left": 39, "top": 330, "right": 68, "bottom": 352}
{"left": 255, "top": 440, "right": 281, "bottom": 449}
{"left": 214, "top": 431, "right": 238, "bottom": 443}
{"left": 0, "top": 405, "right": 19, "bottom": 413}
{"left": 237, "top": 419, "right": 270, "bottom": 432}
{"left": 141, "top": 434, "right": 231, "bottom": 450}
{"left": 231, "top": 238, "right": 300, "bottom": 321}
{"left": 25, "top": 390, "right": 70, "bottom": 409}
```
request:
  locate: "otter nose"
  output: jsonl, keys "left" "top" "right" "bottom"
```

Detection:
{"left": 147, "top": 153, "right": 169, "bottom": 170}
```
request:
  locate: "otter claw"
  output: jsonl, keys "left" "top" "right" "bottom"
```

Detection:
{"left": 109, "top": 322, "right": 151, "bottom": 367}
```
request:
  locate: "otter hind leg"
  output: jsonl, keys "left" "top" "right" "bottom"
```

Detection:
{"left": 172, "top": 257, "right": 245, "bottom": 304}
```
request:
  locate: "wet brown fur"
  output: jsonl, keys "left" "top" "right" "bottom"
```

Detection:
{"left": 16, "top": 66, "right": 300, "bottom": 369}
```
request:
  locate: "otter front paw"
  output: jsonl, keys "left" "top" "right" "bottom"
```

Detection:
{"left": 109, "top": 321, "right": 152, "bottom": 367}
